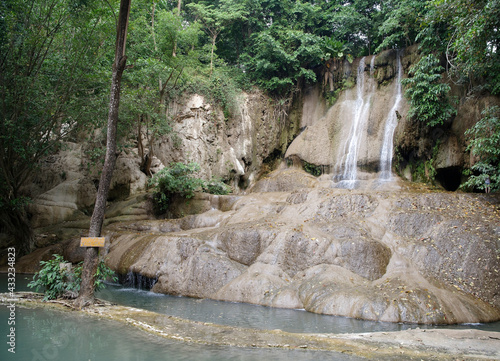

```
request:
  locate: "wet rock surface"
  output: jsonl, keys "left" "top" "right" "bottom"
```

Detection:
{"left": 103, "top": 168, "right": 500, "bottom": 325}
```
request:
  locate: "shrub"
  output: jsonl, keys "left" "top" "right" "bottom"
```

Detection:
{"left": 149, "top": 162, "right": 205, "bottom": 213}
{"left": 303, "top": 161, "right": 322, "bottom": 177}
{"left": 461, "top": 106, "right": 500, "bottom": 192}
{"left": 28, "top": 254, "right": 116, "bottom": 301}
{"left": 203, "top": 177, "right": 231, "bottom": 195}
{"left": 401, "top": 54, "right": 457, "bottom": 127}
{"left": 149, "top": 162, "right": 232, "bottom": 213}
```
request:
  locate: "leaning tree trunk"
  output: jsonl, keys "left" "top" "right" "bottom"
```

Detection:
{"left": 75, "top": 0, "right": 131, "bottom": 309}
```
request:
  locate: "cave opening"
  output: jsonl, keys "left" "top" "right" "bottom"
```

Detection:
{"left": 435, "top": 166, "right": 462, "bottom": 191}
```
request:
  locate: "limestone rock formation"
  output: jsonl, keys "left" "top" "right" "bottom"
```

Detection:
{"left": 22, "top": 90, "right": 299, "bottom": 232}
{"left": 26, "top": 143, "right": 96, "bottom": 228}
{"left": 285, "top": 50, "right": 410, "bottom": 175}
{"left": 104, "top": 168, "right": 500, "bottom": 324}
{"left": 155, "top": 91, "right": 300, "bottom": 189}
{"left": 10, "top": 47, "right": 500, "bottom": 327}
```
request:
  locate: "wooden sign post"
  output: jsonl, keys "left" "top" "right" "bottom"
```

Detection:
{"left": 80, "top": 237, "right": 106, "bottom": 248}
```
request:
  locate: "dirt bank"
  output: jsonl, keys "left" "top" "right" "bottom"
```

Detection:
{"left": 2, "top": 292, "right": 499, "bottom": 360}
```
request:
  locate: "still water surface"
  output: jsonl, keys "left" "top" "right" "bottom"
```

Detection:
{"left": 96, "top": 281, "right": 500, "bottom": 334}
{"left": 0, "top": 307, "right": 363, "bottom": 361}
{"left": 1, "top": 274, "right": 499, "bottom": 361}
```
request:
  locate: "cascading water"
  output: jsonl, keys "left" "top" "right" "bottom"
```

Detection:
{"left": 335, "top": 57, "right": 373, "bottom": 188}
{"left": 285, "top": 51, "right": 404, "bottom": 189}
{"left": 121, "top": 271, "right": 158, "bottom": 290}
{"left": 379, "top": 50, "right": 403, "bottom": 180}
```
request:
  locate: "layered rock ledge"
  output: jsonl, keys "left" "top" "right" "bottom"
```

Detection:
{"left": 103, "top": 168, "right": 500, "bottom": 325}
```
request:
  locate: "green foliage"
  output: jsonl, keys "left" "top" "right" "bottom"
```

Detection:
{"left": 203, "top": 68, "right": 244, "bottom": 120}
{"left": 324, "top": 78, "right": 355, "bottom": 106}
{"left": 203, "top": 177, "right": 231, "bottom": 195}
{"left": 462, "top": 106, "right": 500, "bottom": 192}
{"left": 93, "top": 260, "right": 118, "bottom": 292}
{"left": 241, "top": 27, "right": 323, "bottom": 95}
{"left": 401, "top": 54, "right": 457, "bottom": 127}
{"left": 376, "top": 0, "right": 428, "bottom": 52}
{"left": 303, "top": 161, "right": 322, "bottom": 177}
{"left": 149, "top": 162, "right": 231, "bottom": 213}
{"left": 322, "top": 38, "right": 346, "bottom": 59}
{"left": 28, "top": 255, "right": 75, "bottom": 301}
{"left": 149, "top": 162, "right": 205, "bottom": 212}
{"left": 325, "top": 90, "right": 341, "bottom": 107}
{"left": 410, "top": 151, "right": 438, "bottom": 185}
{"left": 429, "top": 0, "right": 500, "bottom": 94}
{"left": 28, "top": 254, "right": 116, "bottom": 301}
{"left": 411, "top": 161, "right": 427, "bottom": 183}
{"left": 187, "top": 0, "right": 248, "bottom": 73}
{"left": 0, "top": 0, "right": 114, "bottom": 255}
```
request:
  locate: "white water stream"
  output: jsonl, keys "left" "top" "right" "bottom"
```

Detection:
{"left": 379, "top": 51, "right": 403, "bottom": 180}
{"left": 335, "top": 57, "right": 374, "bottom": 188}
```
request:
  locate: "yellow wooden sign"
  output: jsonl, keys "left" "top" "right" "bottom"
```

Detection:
{"left": 80, "top": 237, "right": 106, "bottom": 247}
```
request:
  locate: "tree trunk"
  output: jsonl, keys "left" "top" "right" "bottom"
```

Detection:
{"left": 210, "top": 34, "right": 217, "bottom": 76}
{"left": 137, "top": 115, "right": 144, "bottom": 162}
{"left": 75, "top": 0, "right": 131, "bottom": 309}
{"left": 151, "top": 1, "right": 157, "bottom": 52}
{"left": 172, "top": 0, "right": 182, "bottom": 57}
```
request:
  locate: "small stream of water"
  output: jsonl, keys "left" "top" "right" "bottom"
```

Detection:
{"left": 379, "top": 50, "right": 403, "bottom": 180}
{"left": 340, "top": 57, "right": 368, "bottom": 184}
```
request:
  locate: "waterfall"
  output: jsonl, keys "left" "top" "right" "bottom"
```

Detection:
{"left": 286, "top": 51, "right": 404, "bottom": 189}
{"left": 379, "top": 50, "right": 403, "bottom": 180}
{"left": 335, "top": 57, "right": 372, "bottom": 189}
{"left": 121, "top": 271, "right": 158, "bottom": 290}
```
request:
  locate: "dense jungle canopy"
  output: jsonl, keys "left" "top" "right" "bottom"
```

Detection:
{"left": 1, "top": 0, "right": 499, "bottom": 254}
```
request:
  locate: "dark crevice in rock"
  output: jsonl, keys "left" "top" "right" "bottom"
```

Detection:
{"left": 435, "top": 166, "right": 462, "bottom": 191}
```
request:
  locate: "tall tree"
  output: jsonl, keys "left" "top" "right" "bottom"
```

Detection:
{"left": 376, "top": 0, "right": 428, "bottom": 52}
{"left": 187, "top": 0, "right": 247, "bottom": 75}
{"left": 241, "top": 26, "right": 323, "bottom": 95}
{"left": 431, "top": 0, "right": 500, "bottom": 94}
{"left": 325, "top": 0, "right": 382, "bottom": 56}
{"left": 75, "top": 0, "right": 132, "bottom": 308}
{"left": 172, "top": 0, "right": 182, "bottom": 57}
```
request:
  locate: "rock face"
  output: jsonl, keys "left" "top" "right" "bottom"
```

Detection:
{"left": 22, "top": 90, "right": 299, "bottom": 232}
{"left": 285, "top": 49, "right": 410, "bottom": 176}
{"left": 105, "top": 168, "right": 500, "bottom": 324}
{"left": 155, "top": 91, "right": 300, "bottom": 189}
{"left": 22, "top": 46, "right": 499, "bottom": 233}
{"left": 26, "top": 143, "right": 97, "bottom": 228}
{"left": 286, "top": 45, "right": 500, "bottom": 192}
